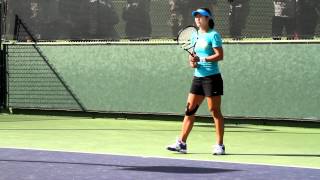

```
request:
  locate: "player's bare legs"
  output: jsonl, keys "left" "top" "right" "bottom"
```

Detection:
{"left": 207, "top": 95, "right": 224, "bottom": 144}
{"left": 180, "top": 93, "right": 205, "bottom": 142}
{"left": 207, "top": 95, "right": 225, "bottom": 155}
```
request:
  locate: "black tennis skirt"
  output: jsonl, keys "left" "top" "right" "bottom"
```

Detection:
{"left": 190, "top": 73, "right": 223, "bottom": 97}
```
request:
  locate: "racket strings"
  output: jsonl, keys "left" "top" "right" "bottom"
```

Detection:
{"left": 177, "top": 26, "right": 198, "bottom": 54}
{"left": 181, "top": 41, "right": 193, "bottom": 50}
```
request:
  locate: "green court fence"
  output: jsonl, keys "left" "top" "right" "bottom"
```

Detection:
{"left": 5, "top": 43, "right": 86, "bottom": 111}
{"left": 3, "top": 41, "right": 320, "bottom": 121}
{"left": 1, "top": 1, "right": 320, "bottom": 121}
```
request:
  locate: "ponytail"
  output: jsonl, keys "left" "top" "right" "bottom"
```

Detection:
{"left": 209, "top": 19, "right": 215, "bottom": 29}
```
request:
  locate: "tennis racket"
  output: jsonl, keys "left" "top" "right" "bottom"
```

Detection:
{"left": 177, "top": 26, "right": 198, "bottom": 57}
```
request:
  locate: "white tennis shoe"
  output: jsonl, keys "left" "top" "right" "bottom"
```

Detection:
{"left": 166, "top": 139, "right": 187, "bottom": 154}
{"left": 213, "top": 144, "right": 225, "bottom": 155}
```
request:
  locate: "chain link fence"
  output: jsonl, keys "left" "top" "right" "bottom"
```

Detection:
{"left": 2, "top": 0, "right": 320, "bottom": 41}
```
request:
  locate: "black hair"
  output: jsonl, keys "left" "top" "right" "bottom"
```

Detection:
{"left": 199, "top": 7, "right": 215, "bottom": 29}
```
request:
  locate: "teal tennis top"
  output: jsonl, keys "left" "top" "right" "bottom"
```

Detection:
{"left": 191, "top": 29, "right": 222, "bottom": 77}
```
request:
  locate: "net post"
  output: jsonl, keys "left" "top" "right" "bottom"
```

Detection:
{"left": 0, "top": 41, "right": 6, "bottom": 110}
{"left": 0, "top": 0, "right": 2, "bottom": 42}
{"left": 0, "top": 0, "right": 4, "bottom": 110}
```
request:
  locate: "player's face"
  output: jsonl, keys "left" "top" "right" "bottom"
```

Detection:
{"left": 194, "top": 14, "right": 209, "bottom": 29}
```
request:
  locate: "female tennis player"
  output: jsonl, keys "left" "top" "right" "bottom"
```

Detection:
{"left": 167, "top": 8, "right": 225, "bottom": 155}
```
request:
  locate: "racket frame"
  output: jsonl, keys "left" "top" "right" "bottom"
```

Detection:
{"left": 177, "top": 26, "right": 198, "bottom": 57}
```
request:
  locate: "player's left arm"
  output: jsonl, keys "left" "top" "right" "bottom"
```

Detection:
{"left": 204, "top": 47, "right": 223, "bottom": 62}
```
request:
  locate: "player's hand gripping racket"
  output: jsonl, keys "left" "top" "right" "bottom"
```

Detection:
{"left": 177, "top": 26, "right": 198, "bottom": 57}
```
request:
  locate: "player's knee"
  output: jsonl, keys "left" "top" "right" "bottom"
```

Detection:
{"left": 209, "top": 107, "right": 222, "bottom": 117}
{"left": 185, "top": 103, "right": 199, "bottom": 116}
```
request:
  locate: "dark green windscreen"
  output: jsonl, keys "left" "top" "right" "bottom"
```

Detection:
{"left": 5, "top": 43, "right": 320, "bottom": 120}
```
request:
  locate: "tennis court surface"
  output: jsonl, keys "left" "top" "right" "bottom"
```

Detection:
{"left": 0, "top": 148, "right": 319, "bottom": 180}
{"left": 0, "top": 114, "right": 319, "bottom": 179}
